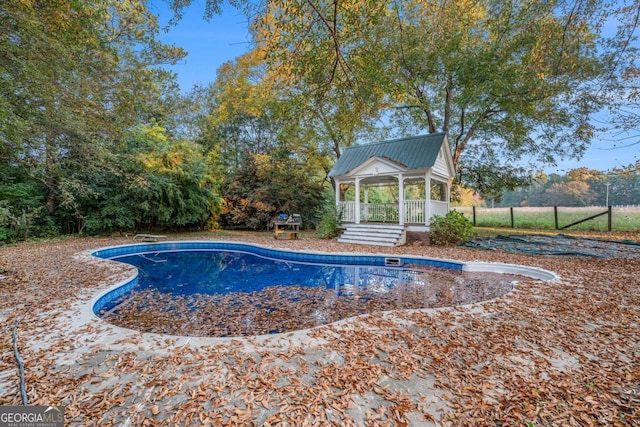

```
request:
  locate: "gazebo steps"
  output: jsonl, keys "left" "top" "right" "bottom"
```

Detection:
{"left": 346, "top": 223, "right": 406, "bottom": 230}
{"left": 337, "top": 224, "right": 406, "bottom": 247}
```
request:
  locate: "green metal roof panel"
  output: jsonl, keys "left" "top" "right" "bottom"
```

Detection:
{"left": 328, "top": 133, "right": 446, "bottom": 177}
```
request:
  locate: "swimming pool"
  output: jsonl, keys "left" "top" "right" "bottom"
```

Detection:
{"left": 91, "top": 241, "right": 557, "bottom": 337}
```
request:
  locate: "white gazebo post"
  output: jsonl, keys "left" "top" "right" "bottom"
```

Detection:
{"left": 355, "top": 177, "right": 361, "bottom": 224}
{"left": 425, "top": 172, "right": 431, "bottom": 226}
{"left": 363, "top": 185, "right": 369, "bottom": 222}
{"left": 334, "top": 179, "right": 341, "bottom": 206}
{"left": 398, "top": 173, "right": 405, "bottom": 225}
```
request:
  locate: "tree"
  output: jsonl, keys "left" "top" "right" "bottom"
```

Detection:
{"left": 201, "top": 49, "right": 284, "bottom": 171}
{"left": 195, "top": 50, "right": 329, "bottom": 229}
{"left": 609, "top": 160, "right": 640, "bottom": 204}
{"left": 252, "top": 0, "right": 616, "bottom": 197}
{"left": 0, "top": 0, "right": 186, "bottom": 234}
{"left": 542, "top": 181, "right": 594, "bottom": 206}
{"left": 223, "top": 151, "right": 324, "bottom": 229}
{"left": 256, "top": 0, "right": 392, "bottom": 159}
{"left": 84, "top": 123, "right": 223, "bottom": 233}
{"left": 492, "top": 166, "right": 640, "bottom": 207}
{"left": 601, "top": 0, "right": 640, "bottom": 153}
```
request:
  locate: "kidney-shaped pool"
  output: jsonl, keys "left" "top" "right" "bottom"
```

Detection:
{"left": 91, "top": 241, "right": 556, "bottom": 337}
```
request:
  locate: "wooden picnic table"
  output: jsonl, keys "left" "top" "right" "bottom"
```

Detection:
{"left": 271, "top": 214, "right": 301, "bottom": 240}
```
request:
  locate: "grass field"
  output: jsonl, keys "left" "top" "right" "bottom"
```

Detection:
{"left": 453, "top": 205, "right": 640, "bottom": 232}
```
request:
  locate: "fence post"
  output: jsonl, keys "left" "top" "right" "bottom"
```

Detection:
{"left": 472, "top": 206, "right": 476, "bottom": 226}
{"left": 510, "top": 207, "right": 514, "bottom": 228}
{"left": 554, "top": 206, "right": 559, "bottom": 230}
{"left": 608, "top": 205, "right": 612, "bottom": 232}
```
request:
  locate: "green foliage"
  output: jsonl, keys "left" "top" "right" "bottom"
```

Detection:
{"left": 429, "top": 210, "right": 474, "bottom": 246}
{"left": 0, "top": 167, "right": 52, "bottom": 240}
{"left": 0, "top": 204, "right": 14, "bottom": 242}
{"left": 0, "top": 0, "right": 187, "bottom": 237}
{"left": 316, "top": 188, "right": 342, "bottom": 239}
{"left": 84, "top": 124, "right": 223, "bottom": 234}
{"left": 253, "top": 0, "right": 615, "bottom": 195}
{"left": 222, "top": 151, "right": 324, "bottom": 230}
{"left": 196, "top": 53, "right": 328, "bottom": 231}
{"left": 457, "top": 165, "right": 534, "bottom": 202}
{"left": 0, "top": 228, "right": 14, "bottom": 242}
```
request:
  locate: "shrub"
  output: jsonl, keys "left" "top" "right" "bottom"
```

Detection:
{"left": 0, "top": 227, "right": 14, "bottom": 242}
{"left": 429, "top": 210, "right": 474, "bottom": 245}
{"left": 222, "top": 151, "right": 324, "bottom": 230}
{"left": 316, "top": 201, "right": 343, "bottom": 239}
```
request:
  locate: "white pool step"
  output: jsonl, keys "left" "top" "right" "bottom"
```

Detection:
{"left": 337, "top": 224, "right": 406, "bottom": 247}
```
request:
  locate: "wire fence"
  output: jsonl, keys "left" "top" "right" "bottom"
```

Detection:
{"left": 453, "top": 205, "right": 640, "bottom": 232}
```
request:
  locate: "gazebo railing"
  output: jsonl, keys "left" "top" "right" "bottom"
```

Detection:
{"left": 362, "top": 203, "right": 398, "bottom": 223}
{"left": 404, "top": 200, "right": 425, "bottom": 223}
{"left": 339, "top": 200, "right": 447, "bottom": 224}
{"left": 339, "top": 201, "right": 356, "bottom": 223}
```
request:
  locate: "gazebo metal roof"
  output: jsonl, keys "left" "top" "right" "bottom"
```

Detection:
{"left": 328, "top": 133, "right": 447, "bottom": 177}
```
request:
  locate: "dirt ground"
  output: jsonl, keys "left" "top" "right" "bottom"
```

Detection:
{"left": 0, "top": 231, "right": 639, "bottom": 426}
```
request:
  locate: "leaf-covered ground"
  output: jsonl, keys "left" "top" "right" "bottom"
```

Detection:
{"left": 1, "top": 232, "right": 639, "bottom": 426}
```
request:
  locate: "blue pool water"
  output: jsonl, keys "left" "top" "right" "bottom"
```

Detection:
{"left": 91, "top": 242, "right": 523, "bottom": 337}
{"left": 104, "top": 250, "right": 423, "bottom": 304}
{"left": 92, "top": 242, "right": 464, "bottom": 314}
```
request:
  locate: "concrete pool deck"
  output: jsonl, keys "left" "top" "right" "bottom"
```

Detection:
{"left": 23, "top": 240, "right": 557, "bottom": 360}
{"left": 1, "top": 233, "right": 639, "bottom": 425}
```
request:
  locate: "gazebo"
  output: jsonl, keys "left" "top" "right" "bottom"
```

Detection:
{"left": 328, "top": 133, "right": 455, "bottom": 245}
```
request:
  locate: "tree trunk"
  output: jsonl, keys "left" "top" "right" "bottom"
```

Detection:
{"left": 45, "top": 133, "right": 58, "bottom": 215}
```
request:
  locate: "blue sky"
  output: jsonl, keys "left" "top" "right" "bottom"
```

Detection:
{"left": 149, "top": 1, "right": 252, "bottom": 90}
{"left": 152, "top": 1, "right": 639, "bottom": 174}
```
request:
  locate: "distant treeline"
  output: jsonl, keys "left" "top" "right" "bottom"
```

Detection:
{"left": 487, "top": 167, "right": 640, "bottom": 207}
